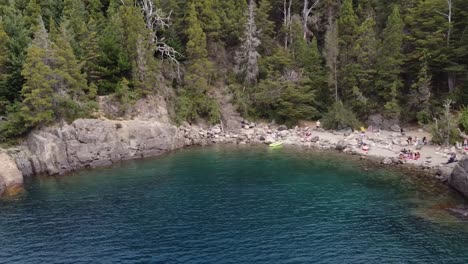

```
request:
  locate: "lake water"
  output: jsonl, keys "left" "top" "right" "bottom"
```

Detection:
{"left": 1, "top": 146, "right": 468, "bottom": 263}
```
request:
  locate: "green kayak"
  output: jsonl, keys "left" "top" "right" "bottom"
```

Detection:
{"left": 269, "top": 141, "right": 283, "bottom": 147}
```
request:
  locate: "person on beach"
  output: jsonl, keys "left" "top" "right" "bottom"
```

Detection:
{"left": 415, "top": 152, "right": 421, "bottom": 160}
{"left": 407, "top": 136, "right": 413, "bottom": 145}
{"left": 401, "top": 128, "right": 405, "bottom": 135}
{"left": 464, "top": 139, "right": 468, "bottom": 150}
{"left": 316, "top": 120, "right": 321, "bottom": 129}
{"left": 446, "top": 153, "right": 458, "bottom": 164}
{"left": 422, "top": 136, "right": 427, "bottom": 145}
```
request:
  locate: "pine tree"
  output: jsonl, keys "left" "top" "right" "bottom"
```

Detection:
{"left": 52, "top": 23, "right": 88, "bottom": 101}
{"left": 406, "top": 0, "right": 461, "bottom": 94}
{"left": 234, "top": 0, "right": 260, "bottom": 86}
{"left": 24, "top": 0, "right": 41, "bottom": 33}
{"left": 63, "top": 0, "right": 88, "bottom": 58}
{"left": 186, "top": 3, "right": 208, "bottom": 60}
{"left": 97, "top": 8, "right": 130, "bottom": 94}
{"left": 256, "top": 0, "right": 275, "bottom": 55}
{"left": 81, "top": 17, "right": 101, "bottom": 86}
{"left": 338, "top": 0, "right": 358, "bottom": 66}
{"left": 19, "top": 18, "right": 55, "bottom": 128}
{"left": 118, "top": 5, "right": 158, "bottom": 94}
{"left": 376, "top": 5, "right": 404, "bottom": 119}
{"left": 0, "top": 6, "right": 30, "bottom": 102}
{"left": 353, "top": 12, "right": 378, "bottom": 115}
{"left": 410, "top": 51, "right": 432, "bottom": 124}
{"left": 0, "top": 19, "right": 10, "bottom": 112}
{"left": 308, "top": 38, "right": 331, "bottom": 113}
{"left": 218, "top": 0, "right": 247, "bottom": 45}
{"left": 337, "top": 0, "right": 359, "bottom": 101}
{"left": 192, "top": 0, "right": 221, "bottom": 41}
{"left": 86, "top": 0, "right": 104, "bottom": 20}
{"left": 0, "top": 19, "right": 10, "bottom": 94}
{"left": 178, "top": 2, "right": 218, "bottom": 124}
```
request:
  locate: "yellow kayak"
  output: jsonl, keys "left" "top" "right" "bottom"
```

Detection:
{"left": 269, "top": 141, "right": 283, "bottom": 148}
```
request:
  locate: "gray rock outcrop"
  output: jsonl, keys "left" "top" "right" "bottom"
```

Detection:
{"left": 0, "top": 152, "right": 23, "bottom": 196}
{"left": 335, "top": 140, "right": 347, "bottom": 151}
{"left": 10, "top": 119, "right": 185, "bottom": 177}
{"left": 449, "top": 157, "right": 468, "bottom": 197}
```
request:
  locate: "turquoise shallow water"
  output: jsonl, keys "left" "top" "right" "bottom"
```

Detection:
{"left": 1, "top": 146, "right": 468, "bottom": 263}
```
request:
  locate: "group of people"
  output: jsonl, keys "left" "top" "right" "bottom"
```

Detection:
{"left": 399, "top": 149, "right": 421, "bottom": 161}
{"left": 406, "top": 136, "right": 427, "bottom": 147}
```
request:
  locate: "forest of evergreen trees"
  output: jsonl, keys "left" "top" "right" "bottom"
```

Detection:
{"left": 1, "top": 0, "right": 468, "bottom": 143}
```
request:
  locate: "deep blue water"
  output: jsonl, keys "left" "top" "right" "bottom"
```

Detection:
{"left": 1, "top": 146, "right": 468, "bottom": 263}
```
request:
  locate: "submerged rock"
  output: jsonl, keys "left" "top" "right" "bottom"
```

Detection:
{"left": 381, "top": 157, "right": 393, "bottom": 165}
{"left": 448, "top": 206, "right": 468, "bottom": 219}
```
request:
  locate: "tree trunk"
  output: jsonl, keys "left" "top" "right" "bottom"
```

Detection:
{"left": 447, "top": 0, "right": 453, "bottom": 91}
{"left": 334, "top": 64, "right": 338, "bottom": 101}
{"left": 302, "top": 0, "right": 320, "bottom": 40}
{"left": 458, "top": 128, "right": 468, "bottom": 140}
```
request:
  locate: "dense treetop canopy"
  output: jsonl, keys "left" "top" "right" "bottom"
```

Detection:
{"left": 0, "top": 0, "right": 467, "bottom": 141}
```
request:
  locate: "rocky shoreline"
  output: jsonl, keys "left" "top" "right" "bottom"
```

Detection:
{"left": 0, "top": 118, "right": 467, "bottom": 198}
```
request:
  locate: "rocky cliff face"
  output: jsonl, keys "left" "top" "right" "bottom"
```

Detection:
{"left": 8, "top": 119, "right": 185, "bottom": 177}
{"left": 449, "top": 157, "right": 468, "bottom": 197}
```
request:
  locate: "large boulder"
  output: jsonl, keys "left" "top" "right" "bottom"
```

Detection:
{"left": 390, "top": 124, "right": 401, "bottom": 132}
{"left": 383, "top": 119, "right": 400, "bottom": 131}
{"left": 335, "top": 140, "right": 347, "bottom": 151}
{"left": 0, "top": 152, "right": 23, "bottom": 196}
{"left": 368, "top": 114, "right": 383, "bottom": 128}
{"left": 449, "top": 157, "right": 468, "bottom": 197}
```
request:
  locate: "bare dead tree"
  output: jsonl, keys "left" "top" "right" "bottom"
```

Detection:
{"left": 283, "top": 0, "right": 293, "bottom": 49}
{"left": 302, "top": 0, "right": 320, "bottom": 40}
{"left": 122, "top": 0, "right": 182, "bottom": 78}
{"left": 433, "top": 99, "right": 455, "bottom": 146}
{"left": 235, "top": 0, "right": 261, "bottom": 86}
{"left": 436, "top": 0, "right": 455, "bottom": 91}
{"left": 324, "top": 19, "right": 339, "bottom": 101}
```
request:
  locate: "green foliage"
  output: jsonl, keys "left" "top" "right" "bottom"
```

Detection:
{"left": 322, "top": 101, "right": 361, "bottom": 130}
{"left": 431, "top": 100, "right": 460, "bottom": 146}
{"left": 218, "top": 0, "right": 247, "bottom": 45}
{"left": 409, "top": 52, "right": 432, "bottom": 124}
{"left": 376, "top": 5, "right": 404, "bottom": 114}
{"left": 115, "top": 77, "right": 131, "bottom": 115}
{"left": 175, "top": 91, "right": 220, "bottom": 125}
{"left": 459, "top": 106, "right": 468, "bottom": 132}
{"left": 24, "top": 0, "right": 41, "bottom": 32}
{"left": 193, "top": 0, "right": 221, "bottom": 41}
{"left": 185, "top": 2, "right": 208, "bottom": 60}
{"left": 0, "top": 19, "right": 10, "bottom": 103}
{"left": 19, "top": 44, "right": 55, "bottom": 129}
{"left": 255, "top": 0, "right": 275, "bottom": 54}
{"left": 0, "top": 6, "right": 30, "bottom": 102}
{"left": 96, "top": 10, "right": 130, "bottom": 95}
{"left": 1, "top": 0, "right": 468, "bottom": 143}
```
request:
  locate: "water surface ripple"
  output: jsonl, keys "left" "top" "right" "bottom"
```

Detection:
{"left": 0, "top": 146, "right": 467, "bottom": 263}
